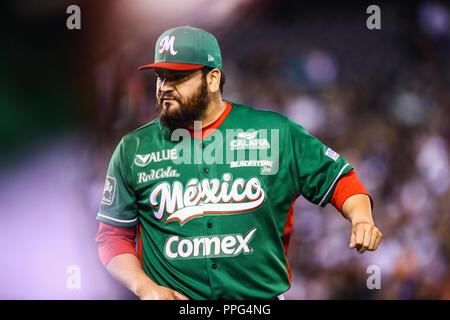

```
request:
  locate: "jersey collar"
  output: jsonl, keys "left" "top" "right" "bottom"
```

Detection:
{"left": 188, "top": 100, "right": 232, "bottom": 140}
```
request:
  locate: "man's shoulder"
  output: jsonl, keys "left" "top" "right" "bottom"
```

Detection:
{"left": 110, "top": 118, "right": 163, "bottom": 153}
{"left": 121, "top": 118, "right": 161, "bottom": 143}
{"left": 230, "top": 102, "right": 289, "bottom": 126}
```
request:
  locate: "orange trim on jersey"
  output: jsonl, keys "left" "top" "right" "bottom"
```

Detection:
{"left": 137, "top": 223, "right": 144, "bottom": 267}
{"left": 189, "top": 101, "right": 232, "bottom": 140}
{"left": 330, "top": 169, "right": 370, "bottom": 212}
{"left": 282, "top": 194, "right": 298, "bottom": 284}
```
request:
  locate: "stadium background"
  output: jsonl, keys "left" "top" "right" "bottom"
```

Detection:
{"left": 0, "top": 0, "right": 449, "bottom": 299}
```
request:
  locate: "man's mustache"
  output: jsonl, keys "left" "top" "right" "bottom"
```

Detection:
{"left": 159, "top": 93, "right": 180, "bottom": 103}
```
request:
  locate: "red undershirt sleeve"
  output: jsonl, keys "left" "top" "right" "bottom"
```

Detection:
{"left": 95, "top": 222, "right": 137, "bottom": 266}
{"left": 330, "top": 169, "right": 374, "bottom": 213}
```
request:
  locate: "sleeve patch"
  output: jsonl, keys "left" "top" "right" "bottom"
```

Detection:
{"left": 101, "top": 176, "right": 116, "bottom": 205}
{"left": 325, "top": 147, "right": 340, "bottom": 161}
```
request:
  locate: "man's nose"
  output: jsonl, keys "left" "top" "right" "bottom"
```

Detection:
{"left": 159, "top": 78, "right": 175, "bottom": 92}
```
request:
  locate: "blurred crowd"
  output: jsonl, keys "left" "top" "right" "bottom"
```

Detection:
{"left": 86, "top": 1, "right": 450, "bottom": 299}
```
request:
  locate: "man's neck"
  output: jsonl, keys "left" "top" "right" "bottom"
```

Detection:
{"left": 190, "top": 97, "right": 226, "bottom": 129}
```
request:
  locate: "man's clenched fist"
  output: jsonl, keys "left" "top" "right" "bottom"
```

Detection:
{"left": 349, "top": 222, "right": 382, "bottom": 254}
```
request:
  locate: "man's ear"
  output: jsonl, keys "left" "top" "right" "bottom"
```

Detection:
{"left": 207, "top": 68, "right": 221, "bottom": 93}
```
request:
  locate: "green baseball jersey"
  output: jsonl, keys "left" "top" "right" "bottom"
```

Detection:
{"left": 96, "top": 101, "right": 352, "bottom": 299}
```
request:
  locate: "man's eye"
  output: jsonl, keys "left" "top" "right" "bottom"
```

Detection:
{"left": 157, "top": 72, "right": 191, "bottom": 83}
{"left": 171, "top": 74, "right": 187, "bottom": 81}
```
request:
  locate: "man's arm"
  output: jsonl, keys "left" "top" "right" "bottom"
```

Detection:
{"left": 106, "top": 253, "right": 189, "bottom": 300}
{"left": 341, "top": 194, "right": 382, "bottom": 254}
{"left": 329, "top": 170, "right": 382, "bottom": 254}
{"left": 96, "top": 222, "right": 189, "bottom": 300}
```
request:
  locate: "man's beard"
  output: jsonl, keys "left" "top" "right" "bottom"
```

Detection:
{"left": 157, "top": 77, "right": 210, "bottom": 132}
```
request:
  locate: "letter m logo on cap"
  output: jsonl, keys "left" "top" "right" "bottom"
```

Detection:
{"left": 159, "top": 36, "right": 178, "bottom": 55}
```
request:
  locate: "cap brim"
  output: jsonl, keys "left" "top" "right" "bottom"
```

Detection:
{"left": 138, "top": 62, "right": 204, "bottom": 71}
